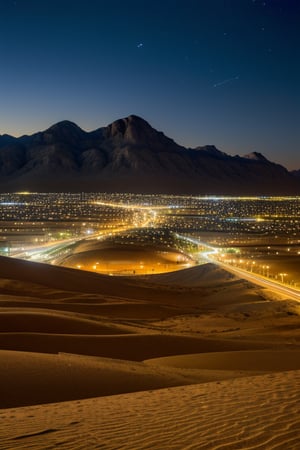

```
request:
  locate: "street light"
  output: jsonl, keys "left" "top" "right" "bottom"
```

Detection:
{"left": 279, "top": 273, "right": 287, "bottom": 283}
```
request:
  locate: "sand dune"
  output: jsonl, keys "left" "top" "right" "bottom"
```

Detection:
{"left": 144, "top": 262, "right": 235, "bottom": 287}
{"left": 4, "top": 348, "right": 286, "bottom": 410}
{"left": 1, "top": 254, "right": 300, "bottom": 448}
{"left": 0, "top": 350, "right": 198, "bottom": 409}
{"left": 145, "top": 349, "right": 300, "bottom": 371}
{"left": 0, "top": 309, "right": 131, "bottom": 334}
{"left": 1, "top": 370, "right": 299, "bottom": 449}
{"left": 0, "top": 256, "right": 243, "bottom": 301}
{"left": 0, "top": 333, "right": 268, "bottom": 361}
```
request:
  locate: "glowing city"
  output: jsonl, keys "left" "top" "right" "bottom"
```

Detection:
{"left": 0, "top": 193, "right": 299, "bottom": 298}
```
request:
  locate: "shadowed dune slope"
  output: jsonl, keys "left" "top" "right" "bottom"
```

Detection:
{"left": 0, "top": 350, "right": 198, "bottom": 409}
{"left": 143, "top": 263, "right": 235, "bottom": 287}
{"left": 145, "top": 349, "right": 300, "bottom": 371}
{"left": 0, "top": 333, "right": 271, "bottom": 362}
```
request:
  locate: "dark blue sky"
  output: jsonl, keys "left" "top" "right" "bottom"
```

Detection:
{"left": 0, "top": 0, "right": 299, "bottom": 169}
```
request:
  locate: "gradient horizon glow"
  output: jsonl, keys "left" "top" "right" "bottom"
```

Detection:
{"left": 0, "top": 0, "right": 299, "bottom": 169}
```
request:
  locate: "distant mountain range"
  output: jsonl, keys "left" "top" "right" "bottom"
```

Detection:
{"left": 0, "top": 115, "right": 299, "bottom": 194}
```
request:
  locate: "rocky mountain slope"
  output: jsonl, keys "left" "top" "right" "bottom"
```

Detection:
{"left": 0, "top": 115, "right": 298, "bottom": 194}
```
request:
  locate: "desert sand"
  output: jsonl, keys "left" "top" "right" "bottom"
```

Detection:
{"left": 0, "top": 255, "right": 300, "bottom": 449}
{"left": 1, "top": 370, "right": 300, "bottom": 449}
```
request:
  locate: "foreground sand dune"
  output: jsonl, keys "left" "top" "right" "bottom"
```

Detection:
{"left": 0, "top": 350, "right": 198, "bottom": 408}
{"left": 1, "top": 255, "right": 300, "bottom": 448}
{"left": 1, "top": 370, "right": 299, "bottom": 449}
{"left": 2, "top": 348, "right": 300, "bottom": 410}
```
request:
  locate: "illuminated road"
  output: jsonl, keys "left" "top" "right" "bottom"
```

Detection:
{"left": 10, "top": 238, "right": 78, "bottom": 260}
{"left": 94, "top": 201, "right": 166, "bottom": 211}
{"left": 10, "top": 230, "right": 108, "bottom": 261}
{"left": 202, "top": 251, "right": 300, "bottom": 302}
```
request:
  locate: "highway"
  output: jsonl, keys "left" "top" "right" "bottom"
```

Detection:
{"left": 10, "top": 238, "right": 78, "bottom": 260}
{"left": 202, "top": 251, "right": 300, "bottom": 302}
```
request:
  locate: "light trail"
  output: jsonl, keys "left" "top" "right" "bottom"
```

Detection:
{"left": 10, "top": 237, "right": 78, "bottom": 259}
{"left": 9, "top": 217, "right": 158, "bottom": 263}
{"left": 201, "top": 249, "right": 300, "bottom": 302}
{"left": 94, "top": 201, "right": 166, "bottom": 211}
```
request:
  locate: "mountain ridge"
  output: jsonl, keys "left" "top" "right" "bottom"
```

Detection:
{"left": 0, "top": 115, "right": 299, "bottom": 194}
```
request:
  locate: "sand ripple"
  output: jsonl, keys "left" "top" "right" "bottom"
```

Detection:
{"left": 1, "top": 370, "right": 299, "bottom": 449}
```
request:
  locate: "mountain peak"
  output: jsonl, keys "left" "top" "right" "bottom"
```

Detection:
{"left": 194, "top": 145, "right": 228, "bottom": 158}
{"left": 45, "top": 120, "right": 84, "bottom": 133}
{"left": 106, "top": 115, "right": 180, "bottom": 150}
{"left": 107, "top": 115, "right": 154, "bottom": 141}
{"left": 243, "top": 151, "right": 268, "bottom": 162}
{"left": 0, "top": 134, "right": 17, "bottom": 149}
{"left": 42, "top": 120, "right": 86, "bottom": 143}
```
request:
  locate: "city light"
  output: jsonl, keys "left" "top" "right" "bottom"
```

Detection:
{"left": 0, "top": 193, "right": 298, "bottom": 286}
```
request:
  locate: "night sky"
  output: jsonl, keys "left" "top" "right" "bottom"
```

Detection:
{"left": 0, "top": 0, "right": 299, "bottom": 169}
